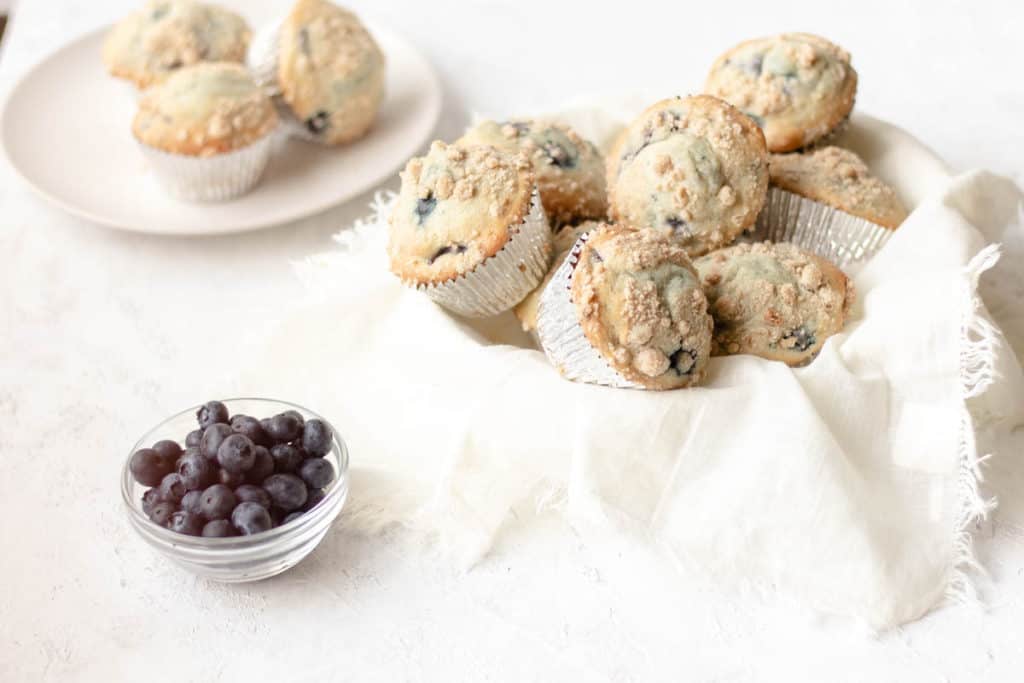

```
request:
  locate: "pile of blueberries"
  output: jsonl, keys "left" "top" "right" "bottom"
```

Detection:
{"left": 129, "top": 400, "right": 336, "bottom": 537}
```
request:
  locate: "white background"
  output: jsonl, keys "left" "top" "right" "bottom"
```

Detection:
{"left": 1, "top": 1, "right": 1023, "bottom": 681}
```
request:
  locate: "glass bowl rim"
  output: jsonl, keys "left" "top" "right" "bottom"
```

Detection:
{"left": 121, "top": 397, "right": 349, "bottom": 550}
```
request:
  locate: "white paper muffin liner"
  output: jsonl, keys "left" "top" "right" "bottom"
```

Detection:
{"left": 247, "top": 13, "right": 327, "bottom": 144}
{"left": 535, "top": 233, "right": 643, "bottom": 389}
{"left": 412, "top": 191, "right": 552, "bottom": 318}
{"left": 750, "top": 186, "right": 893, "bottom": 270}
{"left": 140, "top": 133, "right": 274, "bottom": 202}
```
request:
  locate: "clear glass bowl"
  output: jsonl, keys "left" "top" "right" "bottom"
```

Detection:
{"left": 121, "top": 398, "right": 349, "bottom": 582}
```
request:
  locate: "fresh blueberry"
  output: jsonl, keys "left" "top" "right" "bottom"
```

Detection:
{"left": 231, "top": 415, "right": 270, "bottom": 447}
{"left": 302, "top": 419, "right": 333, "bottom": 457}
{"left": 167, "top": 511, "right": 204, "bottom": 536}
{"left": 152, "top": 439, "right": 182, "bottom": 465}
{"left": 231, "top": 502, "right": 272, "bottom": 535}
{"left": 185, "top": 429, "right": 203, "bottom": 448}
{"left": 149, "top": 501, "right": 177, "bottom": 526}
{"left": 199, "top": 484, "right": 237, "bottom": 521}
{"left": 263, "top": 474, "right": 308, "bottom": 512}
{"left": 180, "top": 489, "right": 204, "bottom": 516}
{"left": 200, "top": 423, "right": 233, "bottom": 460}
{"left": 247, "top": 446, "right": 275, "bottom": 483}
{"left": 264, "top": 413, "right": 302, "bottom": 444}
{"left": 130, "top": 447, "right": 172, "bottom": 487}
{"left": 217, "top": 434, "right": 256, "bottom": 473}
{"left": 270, "top": 444, "right": 304, "bottom": 473}
{"left": 201, "top": 519, "right": 237, "bottom": 538}
{"left": 177, "top": 452, "right": 216, "bottom": 491}
{"left": 303, "top": 488, "right": 326, "bottom": 512}
{"left": 158, "top": 472, "right": 187, "bottom": 503}
{"left": 282, "top": 410, "right": 305, "bottom": 429}
{"left": 298, "top": 458, "right": 334, "bottom": 490}
{"left": 283, "top": 512, "right": 304, "bottom": 525}
{"left": 141, "top": 487, "right": 161, "bottom": 515}
{"left": 218, "top": 468, "right": 246, "bottom": 488}
{"left": 196, "top": 400, "right": 229, "bottom": 429}
{"left": 234, "top": 484, "right": 272, "bottom": 509}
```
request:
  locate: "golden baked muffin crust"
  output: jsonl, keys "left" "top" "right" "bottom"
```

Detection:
{"left": 705, "top": 33, "right": 857, "bottom": 153}
{"left": 277, "top": 0, "right": 385, "bottom": 145}
{"left": 103, "top": 1, "right": 250, "bottom": 89}
{"left": 570, "top": 227, "right": 713, "bottom": 389}
{"left": 694, "top": 242, "right": 853, "bottom": 366}
{"left": 132, "top": 62, "right": 278, "bottom": 156}
{"left": 769, "top": 146, "right": 908, "bottom": 229}
{"left": 459, "top": 119, "right": 608, "bottom": 226}
{"left": 387, "top": 141, "right": 537, "bottom": 285}
{"left": 607, "top": 95, "right": 768, "bottom": 257}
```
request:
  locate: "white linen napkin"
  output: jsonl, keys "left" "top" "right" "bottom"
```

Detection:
{"left": 240, "top": 113, "right": 1024, "bottom": 630}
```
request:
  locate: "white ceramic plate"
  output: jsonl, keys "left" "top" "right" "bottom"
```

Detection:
{"left": 0, "top": 22, "right": 441, "bottom": 235}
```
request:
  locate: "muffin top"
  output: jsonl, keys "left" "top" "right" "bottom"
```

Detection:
{"left": 515, "top": 220, "right": 602, "bottom": 332}
{"left": 769, "top": 146, "right": 908, "bottom": 229}
{"left": 705, "top": 33, "right": 857, "bottom": 153}
{"left": 694, "top": 241, "right": 853, "bottom": 366}
{"left": 103, "top": 1, "right": 250, "bottom": 89}
{"left": 388, "top": 141, "right": 536, "bottom": 285}
{"left": 132, "top": 63, "right": 278, "bottom": 156}
{"left": 277, "top": 0, "right": 385, "bottom": 144}
{"left": 568, "top": 227, "right": 713, "bottom": 389}
{"left": 459, "top": 119, "right": 608, "bottom": 226}
{"left": 607, "top": 95, "right": 768, "bottom": 257}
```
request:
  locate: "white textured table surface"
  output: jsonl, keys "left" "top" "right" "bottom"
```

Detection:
{"left": 2, "top": 1, "right": 1023, "bottom": 681}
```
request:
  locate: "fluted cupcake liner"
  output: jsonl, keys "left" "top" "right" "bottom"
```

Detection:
{"left": 413, "top": 190, "right": 552, "bottom": 318}
{"left": 139, "top": 133, "right": 274, "bottom": 202}
{"left": 750, "top": 186, "right": 893, "bottom": 270}
{"left": 535, "top": 234, "right": 643, "bottom": 389}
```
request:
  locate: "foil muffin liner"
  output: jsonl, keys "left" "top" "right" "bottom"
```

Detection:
{"left": 139, "top": 133, "right": 274, "bottom": 202}
{"left": 535, "top": 234, "right": 642, "bottom": 389}
{"left": 412, "top": 190, "right": 553, "bottom": 318}
{"left": 750, "top": 186, "right": 893, "bottom": 270}
{"left": 246, "top": 14, "right": 329, "bottom": 144}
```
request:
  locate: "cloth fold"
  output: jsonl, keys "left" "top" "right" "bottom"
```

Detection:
{"left": 240, "top": 121, "right": 1024, "bottom": 629}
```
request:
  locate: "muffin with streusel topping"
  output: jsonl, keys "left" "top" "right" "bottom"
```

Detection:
{"left": 536, "top": 226, "right": 713, "bottom": 390}
{"left": 607, "top": 95, "right": 769, "bottom": 258}
{"left": 103, "top": 1, "right": 250, "bottom": 89}
{"left": 705, "top": 33, "right": 857, "bottom": 153}
{"left": 767, "top": 146, "right": 907, "bottom": 229}
{"left": 248, "top": 0, "right": 385, "bottom": 145}
{"left": 133, "top": 62, "right": 278, "bottom": 201}
{"left": 695, "top": 242, "right": 853, "bottom": 366}
{"left": 387, "top": 141, "right": 552, "bottom": 317}
{"left": 459, "top": 119, "right": 607, "bottom": 226}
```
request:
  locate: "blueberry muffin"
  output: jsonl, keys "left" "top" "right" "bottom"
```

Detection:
{"left": 387, "top": 141, "right": 552, "bottom": 317}
{"left": 133, "top": 63, "right": 278, "bottom": 200}
{"left": 103, "top": 1, "right": 250, "bottom": 89}
{"left": 514, "top": 220, "right": 603, "bottom": 332}
{"left": 250, "top": 0, "right": 385, "bottom": 145}
{"left": 537, "top": 226, "right": 713, "bottom": 390}
{"left": 459, "top": 120, "right": 607, "bottom": 226}
{"left": 705, "top": 33, "right": 857, "bottom": 153}
{"left": 768, "top": 146, "right": 907, "bottom": 229}
{"left": 694, "top": 242, "right": 853, "bottom": 366}
{"left": 607, "top": 95, "right": 768, "bottom": 257}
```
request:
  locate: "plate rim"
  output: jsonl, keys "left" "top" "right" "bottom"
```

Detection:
{"left": 0, "top": 22, "right": 443, "bottom": 236}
